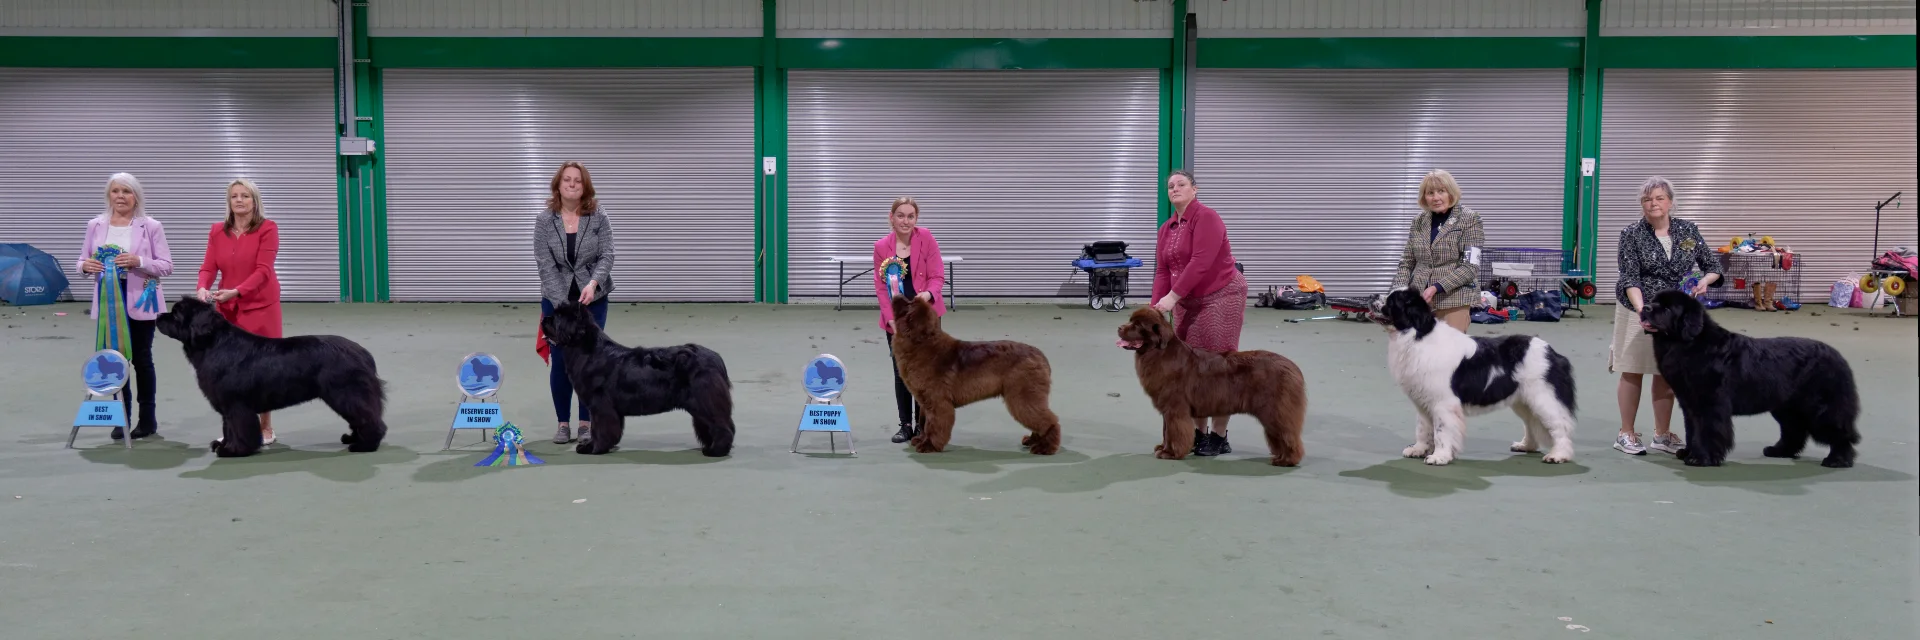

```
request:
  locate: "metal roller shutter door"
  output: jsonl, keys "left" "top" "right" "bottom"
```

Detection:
{"left": 1596, "top": 69, "right": 1918, "bottom": 302}
{"left": 787, "top": 70, "right": 1161, "bottom": 299}
{"left": 0, "top": 69, "right": 340, "bottom": 301}
{"left": 382, "top": 68, "right": 756, "bottom": 302}
{"left": 1193, "top": 69, "right": 1568, "bottom": 297}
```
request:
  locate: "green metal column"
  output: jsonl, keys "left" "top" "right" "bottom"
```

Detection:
{"left": 1158, "top": 0, "right": 1189, "bottom": 225}
{"left": 755, "top": 0, "right": 788, "bottom": 303}
{"left": 337, "top": 0, "right": 386, "bottom": 302}
{"left": 1567, "top": 0, "right": 1603, "bottom": 281}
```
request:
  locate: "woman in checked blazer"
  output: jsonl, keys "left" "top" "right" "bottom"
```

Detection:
{"left": 1392, "top": 169, "right": 1486, "bottom": 333}
{"left": 533, "top": 161, "right": 616, "bottom": 445}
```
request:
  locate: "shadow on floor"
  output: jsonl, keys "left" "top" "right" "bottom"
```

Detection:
{"left": 411, "top": 440, "right": 726, "bottom": 482}
{"left": 176, "top": 444, "right": 420, "bottom": 482}
{"left": 1338, "top": 455, "right": 1591, "bottom": 498}
{"left": 75, "top": 436, "right": 208, "bottom": 470}
{"left": 962, "top": 452, "right": 1297, "bottom": 494}
{"left": 1648, "top": 456, "right": 1914, "bottom": 496}
{"left": 907, "top": 444, "right": 1092, "bottom": 475}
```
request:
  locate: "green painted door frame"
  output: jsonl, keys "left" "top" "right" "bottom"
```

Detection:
{"left": 339, "top": 0, "right": 387, "bottom": 302}
{"left": 756, "top": 0, "right": 788, "bottom": 303}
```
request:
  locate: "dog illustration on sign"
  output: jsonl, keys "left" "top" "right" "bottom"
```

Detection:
{"left": 465, "top": 357, "right": 500, "bottom": 386}
{"left": 88, "top": 356, "right": 126, "bottom": 387}
{"left": 809, "top": 360, "right": 845, "bottom": 388}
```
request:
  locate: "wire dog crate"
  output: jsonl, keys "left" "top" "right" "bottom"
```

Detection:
{"left": 1476, "top": 247, "right": 1595, "bottom": 316}
{"left": 1709, "top": 252, "right": 1804, "bottom": 305}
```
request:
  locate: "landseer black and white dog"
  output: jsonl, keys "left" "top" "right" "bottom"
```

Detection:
{"left": 1370, "top": 288, "right": 1577, "bottom": 465}
{"left": 540, "top": 300, "right": 735, "bottom": 457}
{"left": 156, "top": 296, "right": 388, "bottom": 457}
{"left": 1639, "top": 290, "right": 1860, "bottom": 468}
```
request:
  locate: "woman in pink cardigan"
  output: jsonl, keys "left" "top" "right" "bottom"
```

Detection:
{"left": 77, "top": 172, "right": 175, "bottom": 441}
{"left": 873, "top": 196, "right": 945, "bottom": 444}
{"left": 1150, "top": 169, "right": 1247, "bottom": 456}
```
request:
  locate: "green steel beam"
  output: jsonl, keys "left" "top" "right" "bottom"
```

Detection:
{"left": 756, "top": 0, "right": 788, "bottom": 303}
{"left": 1572, "top": 0, "right": 1603, "bottom": 281}
{"left": 778, "top": 37, "right": 1169, "bottom": 69}
{"left": 0, "top": 36, "right": 334, "bottom": 68}
{"left": 1597, "top": 35, "right": 1916, "bottom": 69}
{"left": 368, "top": 37, "right": 762, "bottom": 68}
{"left": 1198, "top": 37, "right": 1584, "bottom": 69}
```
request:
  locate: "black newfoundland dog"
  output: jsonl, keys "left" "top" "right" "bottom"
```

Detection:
{"left": 155, "top": 296, "right": 388, "bottom": 457}
{"left": 1640, "top": 290, "right": 1861, "bottom": 468}
{"left": 540, "top": 300, "right": 735, "bottom": 457}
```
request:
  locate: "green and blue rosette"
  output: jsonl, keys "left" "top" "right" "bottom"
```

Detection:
{"left": 880, "top": 256, "right": 907, "bottom": 299}
{"left": 475, "top": 422, "right": 544, "bottom": 467}
{"left": 92, "top": 245, "right": 132, "bottom": 358}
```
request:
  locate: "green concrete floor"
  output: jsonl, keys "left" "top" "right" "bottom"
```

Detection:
{"left": 1, "top": 300, "right": 1914, "bottom": 639}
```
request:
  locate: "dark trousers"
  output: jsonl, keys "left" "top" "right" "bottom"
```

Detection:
{"left": 114, "top": 280, "right": 158, "bottom": 429}
{"left": 885, "top": 333, "right": 923, "bottom": 428}
{"left": 540, "top": 296, "right": 609, "bottom": 423}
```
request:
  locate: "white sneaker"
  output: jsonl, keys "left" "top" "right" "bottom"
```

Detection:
{"left": 1613, "top": 432, "right": 1646, "bottom": 455}
{"left": 1648, "top": 433, "right": 1685, "bottom": 454}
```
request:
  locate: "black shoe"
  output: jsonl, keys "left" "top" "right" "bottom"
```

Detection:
{"left": 128, "top": 423, "right": 157, "bottom": 439}
{"left": 890, "top": 423, "right": 917, "bottom": 444}
{"left": 1192, "top": 428, "right": 1205, "bottom": 453}
{"left": 1215, "top": 434, "right": 1232, "bottom": 455}
{"left": 1193, "top": 432, "right": 1220, "bottom": 456}
{"left": 110, "top": 427, "right": 125, "bottom": 440}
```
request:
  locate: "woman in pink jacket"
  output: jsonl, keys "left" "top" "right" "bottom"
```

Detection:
{"left": 77, "top": 172, "right": 175, "bottom": 441}
{"left": 873, "top": 196, "right": 945, "bottom": 444}
{"left": 1151, "top": 169, "right": 1247, "bottom": 456}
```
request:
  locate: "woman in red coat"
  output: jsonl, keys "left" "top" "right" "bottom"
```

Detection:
{"left": 197, "top": 178, "right": 285, "bottom": 444}
{"left": 1150, "top": 169, "right": 1248, "bottom": 457}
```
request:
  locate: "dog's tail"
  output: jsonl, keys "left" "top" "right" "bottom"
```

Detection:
{"left": 1544, "top": 345, "right": 1577, "bottom": 415}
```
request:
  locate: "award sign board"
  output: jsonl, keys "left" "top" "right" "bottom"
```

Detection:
{"left": 792, "top": 354, "right": 855, "bottom": 454}
{"left": 457, "top": 353, "right": 503, "bottom": 399}
{"left": 445, "top": 353, "right": 508, "bottom": 449}
{"left": 69, "top": 350, "right": 132, "bottom": 448}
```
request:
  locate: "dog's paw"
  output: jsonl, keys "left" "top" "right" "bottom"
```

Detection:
{"left": 1681, "top": 455, "right": 1720, "bottom": 467}
{"left": 1020, "top": 434, "right": 1035, "bottom": 447}
{"left": 1156, "top": 448, "right": 1186, "bottom": 460}
{"left": 913, "top": 440, "right": 944, "bottom": 454}
{"left": 1820, "top": 456, "right": 1854, "bottom": 469}
{"left": 1541, "top": 451, "right": 1572, "bottom": 464}
{"left": 1027, "top": 440, "right": 1058, "bottom": 456}
{"left": 701, "top": 446, "right": 730, "bottom": 458}
{"left": 340, "top": 433, "right": 356, "bottom": 445}
{"left": 1510, "top": 441, "right": 1538, "bottom": 453}
{"left": 209, "top": 439, "right": 224, "bottom": 454}
{"left": 1761, "top": 445, "right": 1800, "bottom": 459}
{"left": 1268, "top": 454, "right": 1299, "bottom": 467}
{"left": 346, "top": 439, "right": 379, "bottom": 453}
{"left": 1403, "top": 443, "right": 1432, "bottom": 458}
{"left": 575, "top": 442, "right": 597, "bottom": 455}
{"left": 1423, "top": 453, "right": 1453, "bottom": 466}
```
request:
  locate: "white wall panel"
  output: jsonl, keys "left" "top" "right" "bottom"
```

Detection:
{"left": 0, "top": 0, "right": 334, "bottom": 36}
{"left": 382, "top": 69, "right": 756, "bottom": 302}
{"left": 779, "top": 0, "right": 1170, "bottom": 37}
{"left": 370, "top": 0, "right": 761, "bottom": 36}
{"left": 1194, "top": 69, "right": 1569, "bottom": 298}
{"left": 1197, "top": 0, "right": 1586, "bottom": 37}
{"left": 0, "top": 69, "right": 341, "bottom": 301}
{"left": 1595, "top": 69, "right": 1918, "bottom": 302}
{"left": 1603, "top": 0, "right": 1917, "bottom": 35}
{"left": 787, "top": 70, "right": 1162, "bottom": 299}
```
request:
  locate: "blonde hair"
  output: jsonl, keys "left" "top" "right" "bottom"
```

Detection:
{"left": 1418, "top": 169, "right": 1462, "bottom": 213}
{"left": 104, "top": 172, "right": 145, "bottom": 217}
{"left": 890, "top": 196, "right": 919, "bottom": 216}
{"left": 223, "top": 178, "right": 267, "bottom": 235}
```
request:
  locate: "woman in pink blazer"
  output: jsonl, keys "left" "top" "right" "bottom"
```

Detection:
{"left": 77, "top": 172, "right": 175, "bottom": 440}
{"left": 873, "top": 196, "right": 945, "bottom": 443}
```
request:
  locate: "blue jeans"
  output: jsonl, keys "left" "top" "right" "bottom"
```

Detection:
{"left": 541, "top": 297, "right": 609, "bottom": 423}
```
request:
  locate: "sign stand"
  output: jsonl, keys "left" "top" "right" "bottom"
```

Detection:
{"left": 792, "top": 396, "right": 854, "bottom": 455}
{"left": 446, "top": 394, "right": 506, "bottom": 450}
{"left": 68, "top": 391, "right": 130, "bottom": 449}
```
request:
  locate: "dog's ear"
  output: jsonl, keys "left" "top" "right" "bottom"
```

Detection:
{"left": 186, "top": 304, "right": 220, "bottom": 344}
{"left": 1144, "top": 315, "right": 1167, "bottom": 347}
{"left": 1677, "top": 298, "right": 1706, "bottom": 342}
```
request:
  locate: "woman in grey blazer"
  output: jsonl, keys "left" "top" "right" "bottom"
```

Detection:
{"left": 535, "top": 161, "right": 616, "bottom": 445}
{"left": 1391, "top": 169, "right": 1485, "bottom": 332}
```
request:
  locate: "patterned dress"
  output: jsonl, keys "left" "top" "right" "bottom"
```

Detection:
{"left": 1162, "top": 218, "right": 1248, "bottom": 353}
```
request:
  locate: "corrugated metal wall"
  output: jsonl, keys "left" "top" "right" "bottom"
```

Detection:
{"left": 1193, "top": 69, "right": 1569, "bottom": 298}
{"left": 1596, "top": 69, "right": 1918, "bottom": 300}
{"left": 0, "top": 0, "right": 334, "bottom": 34}
{"left": 0, "top": 69, "right": 341, "bottom": 301}
{"left": 787, "top": 70, "right": 1161, "bottom": 299}
{"left": 369, "top": 0, "right": 761, "bottom": 35}
{"left": 1602, "top": 0, "right": 1917, "bottom": 35}
{"left": 380, "top": 69, "right": 756, "bottom": 302}
{"left": 779, "top": 0, "right": 1170, "bottom": 36}
{"left": 1197, "top": 0, "right": 1587, "bottom": 35}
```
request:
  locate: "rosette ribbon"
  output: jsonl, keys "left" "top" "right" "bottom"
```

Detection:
{"left": 475, "top": 423, "right": 544, "bottom": 467}
{"left": 92, "top": 245, "right": 132, "bottom": 358}
{"left": 880, "top": 256, "right": 907, "bottom": 299}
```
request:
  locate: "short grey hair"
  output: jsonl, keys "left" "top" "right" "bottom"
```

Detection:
{"left": 1639, "top": 176, "right": 1675, "bottom": 204}
{"left": 105, "top": 172, "right": 146, "bottom": 217}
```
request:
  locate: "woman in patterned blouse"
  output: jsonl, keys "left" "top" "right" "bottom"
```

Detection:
{"left": 1609, "top": 176, "right": 1723, "bottom": 456}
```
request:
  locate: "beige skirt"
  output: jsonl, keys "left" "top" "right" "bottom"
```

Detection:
{"left": 1608, "top": 303, "right": 1659, "bottom": 375}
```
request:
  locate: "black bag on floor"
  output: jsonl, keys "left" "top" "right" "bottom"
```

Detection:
{"left": 1271, "top": 290, "right": 1325, "bottom": 310}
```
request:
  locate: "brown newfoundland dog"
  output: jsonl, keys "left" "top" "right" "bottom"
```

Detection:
{"left": 1117, "top": 307, "right": 1306, "bottom": 466}
{"left": 889, "top": 295, "right": 1061, "bottom": 455}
